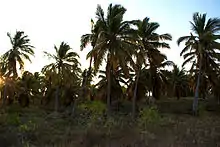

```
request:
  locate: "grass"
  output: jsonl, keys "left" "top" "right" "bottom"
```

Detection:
{"left": 0, "top": 98, "right": 220, "bottom": 146}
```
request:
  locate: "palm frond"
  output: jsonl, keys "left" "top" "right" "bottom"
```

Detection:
{"left": 80, "top": 34, "right": 92, "bottom": 50}
{"left": 177, "top": 36, "right": 191, "bottom": 46}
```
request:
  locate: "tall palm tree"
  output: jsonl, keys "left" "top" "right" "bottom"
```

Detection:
{"left": 131, "top": 17, "right": 172, "bottom": 100}
{"left": 87, "top": 4, "right": 134, "bottom": 115}
{"left": 0, "top": 31, "right": 34, "bottom": 107}
{"left": 177, "top": 12, "right": 220, "bottom": 114}
{"left": 42, "top": 42, "right": 80, "bottom": 112}
{"left": 80, "top": 19, "right": 99, "bottom": 99}
{"left": 129, "top": 50, "right": 146, "bottom": 117}
{"left": 2, "top": 31, "right": 34, "bottom": 78}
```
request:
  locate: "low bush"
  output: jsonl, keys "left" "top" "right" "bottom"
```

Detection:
{"left": 78, "top": 101, "right": 106, "bottom": 128}
{"left": 138, "top": 106, "right": 161, "bottom": 129}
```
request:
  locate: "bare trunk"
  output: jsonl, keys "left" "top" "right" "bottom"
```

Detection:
{"left": 81, "top": 71, "right": 87, "bottom": 100}
{"left": 176, "top": 89, "right": 180, "bottom": 100}
{"left": 82, "top": 57, "right": 93, "bottom": 100}
{"left": 55, "top": 66, "right": 62, "bottom": 112}
{"left": 1, "top": 85, "right": 7, "bottom": 108}
{"left": 107, "top": 64, "right": 111, "bottom": 116}
{"left": 12, "top": 61, "right": 17, "bottom": 78}
{"left": 132, "top": 70, "right": 140, "bottom": 118}
{"left": 71, "top": 97, "right": 77, "bottom": 117}
{"left": 55, "top": 86, "right": 59, "bottom": 112}
{"left": 193, "top": 54, "right": 202, "bottom": 115}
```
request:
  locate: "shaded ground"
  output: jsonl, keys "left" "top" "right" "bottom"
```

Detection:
{"left": 0, "top": 98, "right": 220, "bottom": 147}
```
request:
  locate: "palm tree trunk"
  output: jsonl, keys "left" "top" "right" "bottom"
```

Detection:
{"left": 132, "top": 70, "right": 140, "bottom": 118}
{"left": 107, "top": 63, "right": 111, "bottom": 116}
{"left": 193, "top": 54, "right": 202, "bottom": 115}
{"left": 81, "top": 71, "right": 87, "bottom": 100}
{"left": 12, "top": 61, "right": 18, "bottom": 78}
{"left": 88, "top": 57, "right": 92, "bottom": 72}
{"left": 82, "top": 57, "right": 93, "bottom": 100}
{"left": 71, "top": 96, "right": 77, "bottom": 117}
{"left": 1, "top": 85, "right": 7, "bottom": 108}
{"left": 55, "top": 66, "right": 62, "bottom": 112}
{"left": 176, "top": 89, "right": 180, "bottom": 100}
{"left": 151, "top": 67, "right": 159, "bottom": 99}
{"left": 55, "top": 86, "right": 59, "bottom": 112}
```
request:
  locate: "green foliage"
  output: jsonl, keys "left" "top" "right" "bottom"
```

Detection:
{"left": 104, "top": 117, "right": 118, "bottom": 135}
{"left": 79, "top": 100, "right": 106, "bottom": 115}
{"left": 138, "top": 106, "right": 161, "bottom": 128}
{"left": 198, "top": 103, "right": 208, "bottom": 116}
{"left": 78, "top": 101, "right": 106, "bottom": 127}
{"left": 2, "top": 31, "right": 34, "bottom": 77}
{"left": 6, "top": 113, "right": 21, "bottom": 126}
{"left": 18, "top": 120, "right": 37, "bottom": 133}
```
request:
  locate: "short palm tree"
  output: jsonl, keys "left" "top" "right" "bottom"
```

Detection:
{"left": 95, "top": 70, "right": 124, "bottom": 107}
{"left": 2, "top": 31, "right": 34, "bottom": 78}
{"left": 170, "top": 65, "right": 189, "bottom": 100}
{"left": 177, "top": 12, "right": 220, "bottom": 114}
{"left": 150, "top": 59, "right": 174, "bottom": 99}
{"left": 42, "top": 42, "right": 80, "bottom": 112}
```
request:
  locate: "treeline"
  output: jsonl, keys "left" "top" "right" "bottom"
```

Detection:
{"left": 0, "top": 4, "right": 220, "bottom": 117}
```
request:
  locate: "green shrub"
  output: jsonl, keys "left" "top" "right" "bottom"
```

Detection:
{"left": 18, "top": 120, "right": 37, "bottom": 133}
{"left": 79, "top": 101, "right": 106, "bottom": 115}
{"left": 198, "top": 103, "right": 207, "bottom": 116}
{"left": 6, "top": 113, "right": 21, "bottom": 126}
{"left": 104, "top": 117, "right": 118, "bottom": 135}
{"left": 138, "top": 106, "right": 161, "bottom": 128}
{"left": 78, "top": 101, "right": 106, "bottom": 127}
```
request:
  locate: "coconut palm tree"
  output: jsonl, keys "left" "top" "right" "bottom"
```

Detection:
{"left": 177, "top": 12, "right": 220, "bottom": 114}
{"left": 150, "top": 58, "right": 174, "bottom": 99}
{"left": 42, "top": 42, "right": 81, "bottom": 112}
{"left": 80, "top": 19, "right": 99, "bottom": 99}
{"left": 2, "top": 31, "right": 34, "bottom": 78}
{"left": 87, "top": 4, "right": 134, "bottom": 115}
{"left": 169, "top": 65, "right": 189, "bottom": 100}
{"left": 95, "top": 70, "right": 124, "bottom": 110}
{"left": 0, "top": 31, "right": 34, "bottom": 107}
{"left": 128, "top": 50, "right": 146, "bottom": 117}
{"left": 131, "top": 17, "right": 172, "bottom": 100}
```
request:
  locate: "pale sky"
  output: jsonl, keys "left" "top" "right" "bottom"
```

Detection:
{"left": 0, "top": 0, "right": 220, "bottom": 73}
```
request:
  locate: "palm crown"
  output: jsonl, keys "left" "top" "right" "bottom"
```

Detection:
{"left": 177, "top": 13, "right": 220, "bottom": 71}
{"left": 42, "top": 42, "right": 80, "bottom": 77}
{"left": 2, "top": 31, "right": 34, "bottom": 78}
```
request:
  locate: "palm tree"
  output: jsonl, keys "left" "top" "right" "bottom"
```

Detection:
{"left": 169, "top": 65, "right": 189, "bottom": 100}
{"left": 128, "top": 50, "right": 146, "bottom": 117}
{"left": 80, "top": 19, "right": 99, "bottom": 99}
{"left": 2, "top": 31, "right": 34, "bottom": 78}
{"left": 42, "top": 42, "right": 80, "bottom": 112}
{"left": 15, "top": 71, "right": 45, "bottom": 106}
{"left": 0, "top": 31, "right": 34, "bottom": 107}
{"left": 87, "top": 4, "right": 134, "bottom": 115}
{"left": 177, "top": 12, "right": 220, "bottom": 114}
{"left": 131, "top": 17, "right": 172, "bottom": 100}
{"left": 210, "top": 71, "right": 220, "bottom": 103}
{"left": 95, "top": 70, "right": 124, "bottom": 110}
{"left": 150, "top": 59, "right": 174, "bottom": 99}
{"left": 128, "top": 17, "right": 171, "bottom": 117}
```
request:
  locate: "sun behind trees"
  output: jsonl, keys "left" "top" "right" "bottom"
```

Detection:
{"left": 0, "top": 3, "right": 220, "bottom": 137}
{"left": 0, "top": 3, "right": 220, "bottom": 146}
{"left": 0, "top": 3, "right": 220, "bottom": 115}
